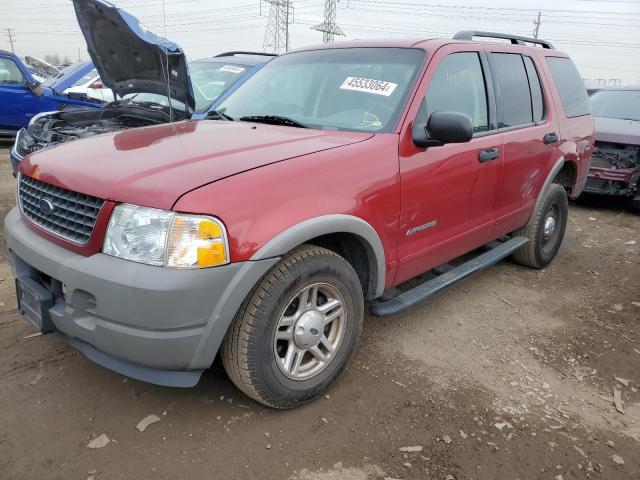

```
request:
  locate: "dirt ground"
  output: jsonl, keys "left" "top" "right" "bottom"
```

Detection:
{"left": 0, "top": 141, "right": 638, "bottom": 480}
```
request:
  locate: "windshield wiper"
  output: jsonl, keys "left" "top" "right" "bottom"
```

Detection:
{"left": 207, "top": 109, "right": 234, "bottom": 121}
{"left": 239, "top": 115, "right": 309, "bottom": 128}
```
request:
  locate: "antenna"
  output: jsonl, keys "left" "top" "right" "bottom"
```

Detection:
{"left": 161, "top": 0, "right": 173, "bottom": 122}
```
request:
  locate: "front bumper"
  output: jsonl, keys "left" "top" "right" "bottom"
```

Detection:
{"left": 4, "top": 208, "right": 278, "bottom": 386}
{"left": 585, "top": 166, "right": 639, "bottom": 197}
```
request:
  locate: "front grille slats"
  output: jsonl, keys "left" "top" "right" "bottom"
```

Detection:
{"left": 18, "top": 175, "right": 104, "bottom": 244}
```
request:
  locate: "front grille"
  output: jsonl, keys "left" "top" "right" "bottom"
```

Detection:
{"left": 15, "top": 130, "right": 40, "bottom": 158}
{"left": 18, "top": 175, "right": 104, "bottom": 244}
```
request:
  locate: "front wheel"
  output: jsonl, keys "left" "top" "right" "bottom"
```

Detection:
{"left": 512, "top": 183, "right": 569, "bottom": 268}
{"left": 221, "top": 245, "right": 364, "bottom": 409}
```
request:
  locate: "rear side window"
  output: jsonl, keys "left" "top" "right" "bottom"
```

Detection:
{"left": 425, "top": 52, "right": 489, "bottom": 133}
{"left": 545, "top": 57, "right": 591, "bottom": 118}
{"left": 490, "top": 53, "right": 532, "bottom": 128}
{"left": 523, "top": 56, "right": 544, "bottom": 122}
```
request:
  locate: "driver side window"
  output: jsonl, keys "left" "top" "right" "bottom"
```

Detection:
{"left": 0, "top": 58, "right": 25, "bottom": 85}
{"left": 425, "top": 52, "right": 489, "bottom": 134}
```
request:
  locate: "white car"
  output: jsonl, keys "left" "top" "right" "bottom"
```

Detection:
{"left": 63, "top": 68, "right": 114, "bottom": 103}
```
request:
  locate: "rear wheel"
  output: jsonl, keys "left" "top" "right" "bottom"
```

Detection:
{"left": 221, "top": 245, "right": 364, "bottom": 409}
{"left": 512, "top": 183, "right": 568, "bottom": 268}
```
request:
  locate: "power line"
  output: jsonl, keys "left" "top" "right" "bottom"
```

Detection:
{"left": 533, "top": 11, "right": 541, "bottom": 39}
{"left": 5, "top": 28, "right": 16, "bottom": 54}
{"left": 312, "top": 0, "right": 345, "bottom": 43}
{"left": 263, "top": 0, "right": 293, "bottom": 53}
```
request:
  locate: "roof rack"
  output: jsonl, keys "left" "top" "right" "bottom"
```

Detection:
{"left": 453, "top": 31, "right": 554, "bottom": 49}
{"left": 215, "top": 51, "right": 277, "bottom": 58}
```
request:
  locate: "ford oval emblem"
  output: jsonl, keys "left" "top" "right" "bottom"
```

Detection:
{"left": 39, "top": 198, "right": 55, "bottom": 215}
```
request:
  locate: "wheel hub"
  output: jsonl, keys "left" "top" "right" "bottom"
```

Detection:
{"left": 294, "top": 310, "right": 324, "bottom": 349}
{"left": 543, "top": 216, "right": 556, "bottom": 239}
{"left": 273, "top": 282, "right": 347, "bottom": 381}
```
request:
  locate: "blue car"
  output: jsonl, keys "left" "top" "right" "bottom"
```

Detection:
{"left": 0, "top": 50, "right": 102, "bottom": 137}
{"left": 10, "top": 0, "right": 274, "bottom": 172}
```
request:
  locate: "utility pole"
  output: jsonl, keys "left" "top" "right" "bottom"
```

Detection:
{"left": 263, "top": 0, "right": 293, "bottom": 54}
{"left": 77, "top": 47, "right": 81, "bottom": 62}
{"left": 533, "top": 11, "right": 542, "bottom": 39}
{"left": 312, "top": 0, "right": 344, "bottom": 43}
{"left": 5, "top": 28, "right": 16, "bottom": 54}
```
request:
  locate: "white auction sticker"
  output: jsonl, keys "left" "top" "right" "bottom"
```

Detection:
{"left": 221, "top": 64, "right": 246, "bottom": 74}
{"left": 340, "top": 77, "right": 398, "bottom": 96}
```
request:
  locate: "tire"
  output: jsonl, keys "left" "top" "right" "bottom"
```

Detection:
{"left": 512, "top": 183, "right": 568, "bottom": 269}
{"left": 221, "top": 245, "right": 364, "bottom": 409}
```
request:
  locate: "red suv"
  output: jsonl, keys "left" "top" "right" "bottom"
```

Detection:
{"left": 5, "top": 31, "right": 593, "bottom": 408}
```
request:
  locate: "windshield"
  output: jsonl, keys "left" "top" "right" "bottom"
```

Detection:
{"left": 190, "top": 61, "right": 250, "bottom": 113}
{"left": 69, "top": 69, "right": 98, "bottom": 88}
{"left": 216, "top": 48, "right": 425, "bottom": 133}
{"left": 590, "top": 90, "right": 640, "bottom": 121}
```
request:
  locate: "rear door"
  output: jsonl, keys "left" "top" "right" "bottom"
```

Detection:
{"left": 487, "top": 50, "right": 561, "bottom": 233}
{"left": 396, "top": 47, "right": 503, "bottom": 284}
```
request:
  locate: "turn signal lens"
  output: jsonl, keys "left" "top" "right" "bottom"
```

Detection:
{"left": 166, "top": 215, "right": 229, "bottom": 268}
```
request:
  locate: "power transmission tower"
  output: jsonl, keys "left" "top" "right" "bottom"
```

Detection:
{"left": 312, "top": 0, "right": 344, "bottom": 43}
{"left": 263, "top": 0, "right": 293, "bottom": 54}
{"left": 533, "top": 11, "right": 542, "bottom": 39}
{"left": 5, "top": 28, "right": 16, "bottom": 54}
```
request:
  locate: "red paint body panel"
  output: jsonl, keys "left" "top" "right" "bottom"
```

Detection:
{"left": 17, "top": 38, "right": 594, "bottom": 293}
{"left": 19, "top": 120, "right": 371, "bottom": 210}
{"left": 173, "top": 135, "right": 401, "bottom": 288}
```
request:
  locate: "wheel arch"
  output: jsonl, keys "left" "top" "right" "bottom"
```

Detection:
{"left": 250, "top": 214, "right": 386, "bottom": 300}
{"left": 553, "top": 159, "right": 579, "bottom": 197}
{"left": 529, "top": 156, "right": 565, "bottom": 224}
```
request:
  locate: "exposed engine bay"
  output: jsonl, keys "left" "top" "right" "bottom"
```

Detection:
{"left": 16, "top": 100, "right": 187, "bottom": 157}
{"left": 591, "top": 141, "right": 640, "bottom": 170}
{"left": 586, "top": 140, "right": 640, "bottom": 203}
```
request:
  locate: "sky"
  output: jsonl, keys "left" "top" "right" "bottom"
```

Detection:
{"left": 2, "top": 0, "right": 640, "bottom": 86}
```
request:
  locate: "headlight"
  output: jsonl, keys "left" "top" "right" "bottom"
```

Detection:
{"left": 103, "top": 204, "right": 229, "bottom": 268}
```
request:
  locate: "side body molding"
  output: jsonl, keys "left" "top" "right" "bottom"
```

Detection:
{"left": 250, "top": 214, "right": 387, "bottom": 299}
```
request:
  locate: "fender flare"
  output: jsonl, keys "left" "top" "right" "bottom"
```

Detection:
{"left": 251, "top": 214, "right": 386, "bottom": 298}
{"left": 188, "top": 215, "right": 387, "bottom": 369}
{"left": 528, "top": 156, "right": 565, "bottom": 223}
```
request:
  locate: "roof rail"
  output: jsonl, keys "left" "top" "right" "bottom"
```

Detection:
{"left": 453, "top": 31, "right": 554, "bottom": 49}
{"left": 215, "top": 51, "right": 277, "bottom": 58}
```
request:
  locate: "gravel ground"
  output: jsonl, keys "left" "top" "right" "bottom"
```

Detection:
{"left": 0, "top": 142, "right": 638, "bottom": 480}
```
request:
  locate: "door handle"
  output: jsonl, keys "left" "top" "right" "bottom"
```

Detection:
{"left": 478, "top": 147, "right": 500, "bottom": 163}
{"left": 543, "top": 132, "right": 558, "bottom": 144}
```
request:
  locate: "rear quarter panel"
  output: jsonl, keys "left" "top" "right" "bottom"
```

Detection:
{"left": 172, "top": 135, "right": 401, "bottom": 289}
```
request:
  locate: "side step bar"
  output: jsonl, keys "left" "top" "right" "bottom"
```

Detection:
{"left": 370, "top": 236, "right": 529, "bottom": 317}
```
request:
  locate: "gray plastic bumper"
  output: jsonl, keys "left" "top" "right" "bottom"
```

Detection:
{"left": 4, "top": 208, "right": 278, "bottom": 383}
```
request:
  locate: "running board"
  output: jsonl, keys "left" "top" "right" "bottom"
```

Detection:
{"left": 370, "top": 236, "right": 529, "bottom": 317}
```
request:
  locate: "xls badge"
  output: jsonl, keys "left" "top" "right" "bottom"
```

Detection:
{"left": 406, "top": 220, "right": 437, "bottom": 236}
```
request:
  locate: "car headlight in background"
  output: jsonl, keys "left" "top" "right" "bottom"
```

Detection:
{"left": 103, "top": 204, "right": 229, "bottom": 268}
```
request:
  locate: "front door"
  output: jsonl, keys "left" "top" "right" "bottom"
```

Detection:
{"left": 0, "top": 57, "right": 40, "bottom": 131}
{"left": 396, "top": 48, "right": 502, "bottom": 284}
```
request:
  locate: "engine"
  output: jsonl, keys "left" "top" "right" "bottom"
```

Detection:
{"left": 16, "top": 101, "right": 186, "bottom": 157}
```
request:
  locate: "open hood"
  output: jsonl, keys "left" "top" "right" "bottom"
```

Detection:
{"left": 73, "top": 0, "right": 194, "bottom": 113}
{"left": 24, "top": 56, "right": 61, "bottom": 79}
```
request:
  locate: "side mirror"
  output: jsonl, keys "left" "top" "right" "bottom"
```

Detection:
{"left": 23, "top": 79, "right": 43, "bottom": 96}
{"left": 412, "top": 111, "right": 474, "bottom": 148}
